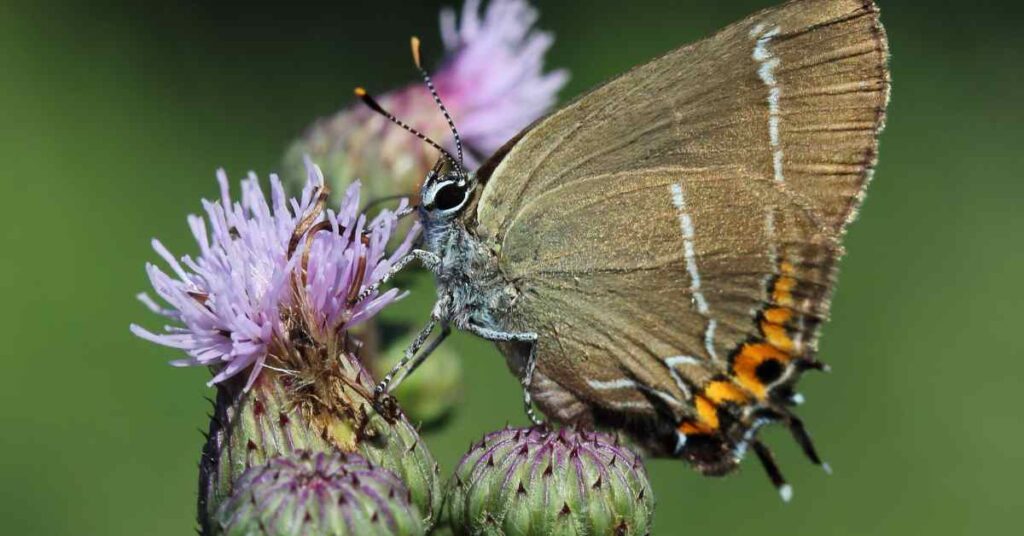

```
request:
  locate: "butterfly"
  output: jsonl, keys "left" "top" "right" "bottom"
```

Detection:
{"left": 356, "top": 0, "right": 889, "bottom": 499}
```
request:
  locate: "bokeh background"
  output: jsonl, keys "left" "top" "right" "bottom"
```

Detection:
{"left": 2, "top": 0, "right": 1022, "bottom": 534}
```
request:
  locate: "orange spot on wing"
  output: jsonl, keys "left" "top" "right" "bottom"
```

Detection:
{"left": 679, "top": 422, "right": 706, "bottom": 435}
{"left": 762, "top": 306, "right": 797, "bottom": 352}
{"left": 705, "top": 380, "right": 749, "bottom": 405}
{"left": 772, "top": 276, "right": 797, "bottom": 307}
{"left": 764, "top": 307, "right": 792, "bottom": 325}
{"left": 679, "top": 397, "right": 720, "bottom": 436}
{"left": 694, "top": 395, "right": 720, "bottom": 431}
{"left": 732, "top": 343, "right": 791, "bottom": 399}
{"left": 679, "top": 383, "right": 750, "bottom": 438}
{"left": 761, "top": 320, "right": 795, "bottom": 353}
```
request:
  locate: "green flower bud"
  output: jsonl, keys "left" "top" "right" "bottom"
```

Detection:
{"left": 443, "top": 426, "right": 654, "bottom": 536}
{"left": 199, "top": 357, "right": 441, "bottom": 533}
{"left": 215, "top": 450, "right": 424, "bottom": 536}
{"left": 199, "top": 372, "right": 336, "bottom": 533}
{"left": 355, "top": 387, "right": 443, "bottom": 531}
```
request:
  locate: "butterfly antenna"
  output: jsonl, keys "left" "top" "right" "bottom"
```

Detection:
{"left": 410, "top": 36, "right": 464, "bottom": 167}
{"left": 394, "top": 204, "right": 417, "bottom": 220}
{"left": 361, "top": 194, "right": 419, "bottom": 221}
{"left": 353, "top": 87, "right": 460, "bottom": 167}
{"left": 361, "top": 194, "right": 413, "bottom": 214}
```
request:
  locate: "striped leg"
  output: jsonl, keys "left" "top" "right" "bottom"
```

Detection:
{"left": 375, "top": 318, "right": 437, "bottom": 396}
{"left": 465, "top": 323, "right": 542, "bottom": 425}
{"left": 521, "top": 342, "right": 541, "bottom": 425}
{"left": 355, "top": 250, "right": 440, "bottom": 304}
{"left": 404, "top": 324, "right": 451, "bottom": 379}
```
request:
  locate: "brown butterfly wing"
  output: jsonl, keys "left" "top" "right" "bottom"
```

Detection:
{"left": 474, "top": 0, "right": 889, "bottom": 464}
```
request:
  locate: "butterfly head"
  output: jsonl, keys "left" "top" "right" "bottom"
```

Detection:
{"left": 355, "top": 37, "right": 475, "bottom": 224}
{"left": 420, "top": 157, "right": 475, "bottom": 222}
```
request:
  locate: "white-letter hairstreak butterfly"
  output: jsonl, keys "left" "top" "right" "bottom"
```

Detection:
{"left": 355, "top": 0, "right": 889, "bottom": 499}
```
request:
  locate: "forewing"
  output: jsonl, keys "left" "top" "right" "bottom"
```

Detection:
{"left": 477, "top": 0, "right": 889, "bottom": 240}
{"left": 474, "top": 0, "right": 889, "bottom": 429}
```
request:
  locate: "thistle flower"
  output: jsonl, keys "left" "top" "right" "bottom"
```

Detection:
{"left": 131, "top": 160, "right": 416, "bottom": 389}
{"left": 133, "top": 161, "right": 441, "bottom": 528}
{"left": 443, "top": 426, "right": 654, "bottom": 536}
{"left": 216, "top": 450, "right": 425, "bottom": 536}
{"left": 284, "top": 0, "right": 569, "bottom": 199}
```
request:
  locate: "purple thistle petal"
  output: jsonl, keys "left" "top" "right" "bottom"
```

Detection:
{"left": 434, "top": 0, "right": 568, "bottom": 163}
{"left": 133, "top": 160, "right": 418, "bottom": 388}
{"left": 136, "top": 292, "right": 180, "bottom": 319}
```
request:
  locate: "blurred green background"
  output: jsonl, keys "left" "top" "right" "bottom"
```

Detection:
{"left": 2, "top": 0, "right": 1022, "bottom": 534}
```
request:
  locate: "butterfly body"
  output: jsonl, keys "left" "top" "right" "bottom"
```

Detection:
{"left": 373, "top": 0, "right": 889, "bottom": 494}
{"left": 415, "top": 164, "right": 517, "bottom": 336}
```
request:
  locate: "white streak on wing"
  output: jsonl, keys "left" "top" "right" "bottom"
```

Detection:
{"left": 765, "top": 211, "right": 778, "bottom": 265}
{"left": 639, "top": 385, "right": 685, "bottom": 410}
{"left": 670, "top": 183, "right": 720, "bottom": 361}
{"left": 753, "top": 26, "right": 785, "bottom": 183}
{"left": 587, "top": 378, "right": 638, "bottom": 391}
{"left": 758, "top": 210, "right": 779, "bottom": 313}
{"left": 663, "top": 355, "right": 699, "bottom": 399}
{"left": 588, "top": 378, "right": 684, "bottom": 410}
{"left": 734, "top": 417, "right": 771, "bottom": 462}
{"left": 669, "top": 184, "right": 709, "bottom": 315}
{"left": 704, "top": 319, "right": 719, "bottom": 361}
{"left": 663, "top": 356, "right": 704, "bottom": 397}
{"left": 664, "top": 355, "right": 701, "bottom": 367}
{"left": 674, "top": 431, "right": 688, "bottom": 455}
{"left": 665, "top": 367, "right": 691, "bottom": 400}
{"left": 606, "top": 399, "right": 654, "bottom": 411}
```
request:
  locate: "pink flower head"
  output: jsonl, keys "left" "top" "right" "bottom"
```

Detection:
{"left": 288, "top": 0, "right": 568, "bottom": 197}
{"left": 131, "top": 159, "right": 419, "bottom": 389}
{"left": 436, "top": 0, "right": 569, "bottom": 157}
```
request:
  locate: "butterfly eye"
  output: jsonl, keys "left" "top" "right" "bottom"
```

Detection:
{"left": 433, "top": 182, "right": 467, "bottom": 212}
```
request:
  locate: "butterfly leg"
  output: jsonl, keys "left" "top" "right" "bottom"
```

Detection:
{"left": 355, "top": 249, "right": 441, "bottom": 304}
{"left": 464, "top": 324, "right": 543, "bottom": 425}
{"left": 375, "top": 317, "right": 439, "bottom": 396}
{"left": 406, "top": 324, "right": 452, "bottom": 379}
{"left": 521, "top": 342, "right": 542, "bottom": 426}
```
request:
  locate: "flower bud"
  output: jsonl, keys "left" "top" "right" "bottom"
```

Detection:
{"left": 215, "top": 450, "right": 424, "bottom": 536}
{"left": 198, "top": 372, "right": 334, "bottom": 532}
{"left": 443, "top": 426, "right": 654, "bottom": 536}
{"left": 198, "top": 367, "right": 442, "bottom": 533}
